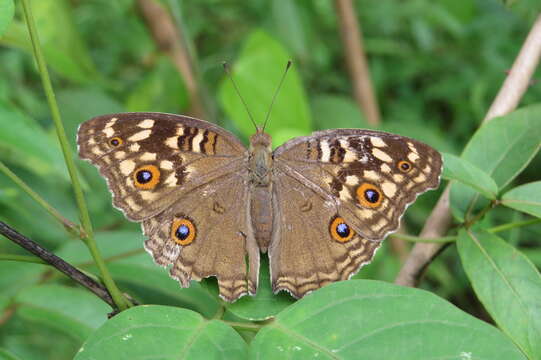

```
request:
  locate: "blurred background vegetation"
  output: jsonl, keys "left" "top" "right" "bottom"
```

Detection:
{"left": 1, "top": 0, "right": 541, "bottom": 358}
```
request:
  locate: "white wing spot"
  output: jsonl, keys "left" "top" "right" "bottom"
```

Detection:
{"left": 160, "top": 160, "right": 174, "bottom": 170}
{"left": 129, "top": 143, "right": 141, "bottom": 152}
{"left": 115, "top": 151, "right": 126, "bottom": 160}
{"left": 128, "top": 130, "right": 152, "bottom": 142}
{"left": 165, "top": 136, "right": 179, "bottom": 149}
{"left": 382, "top": 182, "right": 397, "bottom": 197}
{"left": 138, "top": 119, "right": 155, "bottom": 128}
{"left": 320, "top": 140, "right": 331, "bottom": 162}
{"left": 363, "top": 170, "right": 380, "bottom": 181}
{"left": 372, "top": 148, "right": 393, "bottom": 163}
{"left": 120, "top": 160, "right": 136, "bottom": 176}
{"left": 380, "top": 164, "right": 391, "bottom": 173}
{"left": 102, "top": 127, "right": 115, "bottom": 138}
{"left": 370, "top": 137, "right": 387, "bottom": 147}
{"left": 140, "top": 152, "right": 157, "bottom": 161}
{"left": 408, "top": 152, "right": 420, "bottom": 162}
{"left": 191, "top": 131, "right": 204, "bottom": 153}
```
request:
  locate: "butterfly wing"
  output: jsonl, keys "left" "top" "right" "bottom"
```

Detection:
{"left": 77, "top": 112, "right": 259, "bottom": 302}
{"left": 270, "top": 129, "right": 442, "bottom": 298}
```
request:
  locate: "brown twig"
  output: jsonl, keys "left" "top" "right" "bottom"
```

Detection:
{"left": 334, "top": 0, "right": 381, "bottom": 126}
{"left": 137, "top": 0, "right": 207, "bottom": 120}
{"left": 0, "top": 221, "right": 115, "bottom": 309}
{"left": 395, "top": 14, "right": 541, "bottom": 287}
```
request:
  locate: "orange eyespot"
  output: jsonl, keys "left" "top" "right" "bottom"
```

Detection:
{"left": 398, "top": 160, "right": 412, "bottom": 172}
{"left": 330, "top": 217, "right": 355, "bottom": 243}
{"left": 109, "top": 137, "right": 123, "bottom": 147}
{"left": 171, "top": 218, "right": 196, "bottom": 245}
{"left": 356, "top": 183, "right": 383, "bottom": 208}
{"left": 133, "top": 165, "right": 160, "bottom": 189}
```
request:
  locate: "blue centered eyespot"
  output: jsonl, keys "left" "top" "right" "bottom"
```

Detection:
{"left": 175, "top": 224, "right": 190, "bottom": 240}
{"left": 364, "top": 189, "right": 380, "bottom": 203}
{"left": 336, "top": 222, "right": 350, "bottom": 238}
{"left": 136, "top": 170, "right": 152, "bottom": 184}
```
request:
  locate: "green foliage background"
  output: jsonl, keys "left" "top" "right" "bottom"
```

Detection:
{"left": 0, "top": 0, "right": 540, "bottom": 359}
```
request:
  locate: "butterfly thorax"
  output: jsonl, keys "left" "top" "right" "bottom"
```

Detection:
{"left": 248, "top": 131, "right": 273, "bottom": 186}
{"left": 248, "top": 131, "right": 274, "bottom": 252}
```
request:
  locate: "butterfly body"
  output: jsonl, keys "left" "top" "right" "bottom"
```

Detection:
{"left": 77, "top": 112, "right": 442, "bottom": 302}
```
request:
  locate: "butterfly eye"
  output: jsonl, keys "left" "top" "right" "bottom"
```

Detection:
{"left": 398, "top": 160, "right": 412, "bottom": 172}
{"left": 109, "top": 137, "right": 123, "bottom": 147}
{"left": 171, "top": 218, "right": 196, "bottom": 245}
{"left": 330, "top": 217, "right": 355, "bottom": 243}
{"left": 133, "top": 165, "right": 161, "bottom": 189}
{"left": 356, "top": 183, "right": 383, "bottom": 208}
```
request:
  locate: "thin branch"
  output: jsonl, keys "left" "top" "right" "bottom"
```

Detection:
{"left": 0, "top": 221, "right": 115, "bottom": 309}
{"left": 20, "top": 0, "right": 131, "bottom": 311}
{"left": 334, "top": 0, "right": 381, "bottom": 125}
{"left": 395, "top": 13, "right": 541, "bottom": 287}
{"left": 137, "top": 0, "right": 208, "bottom": 120}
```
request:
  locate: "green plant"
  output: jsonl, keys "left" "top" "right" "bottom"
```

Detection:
{"left": 0, "top": 1, "right": 540, "bottom": 359}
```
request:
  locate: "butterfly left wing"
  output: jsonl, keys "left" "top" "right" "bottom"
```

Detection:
{"left": 270, "top": 129, "right": 442, "bottom": 298}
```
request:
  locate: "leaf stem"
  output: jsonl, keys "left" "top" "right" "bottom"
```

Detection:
{"left": 488, "top": 218, "right": 541, "bottom": 234}
{"left": 20, "top": 0, "right": 131, "bottom": 311}
{"left": 222, "top": 320, "right": 263, "bottom": 332}
{"left": 0, "top": 161, "right": 81, "bottom": 237}
{"left": 390, "top": 233, "right": 456, "bottom": 243}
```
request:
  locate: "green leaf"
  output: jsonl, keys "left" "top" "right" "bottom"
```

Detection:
{"left": 75, "top": 305, "right": 248, "bottom": 360}
{"left": 311, "top": 95, "right": 368, "bottom": 130}
{"left": 3, "top": 0, "right": 98, "bottom": 83}
{"left": 0, "top": 348, "right": 23, "bottom": 360}
{"left": 451, "top": 104, "right": 541, "bottom": 219}
{"left": 56, "top": 231, "right": 219, "bottom": 318}
{"left": 226, "top": 256, "right": 294, "bottom": 321}
{"left": 501, "top": 182, "right": 541, "bottom": 218}
{"left": 0, "top": 101, "right": 69, "bottom": 180}
{"left": 16, "top": 284, "right": 111, "bottom": 342}
{"left": 0, "top": 0, "right": 14, "bottom": 37}
{"left": 442, "top": 152, "right": 498, "bottom": 199}
{"left": 251, "top": 280, "right": 525, "bottom": 359}
{"left": 219, "top": 29, "right": 311, "bottom": 146}
{"left": 457, "top": 229, "right": 541, "bottom": 359}
{"left": 125, "top": 57, "right": 188, "bottom": 113}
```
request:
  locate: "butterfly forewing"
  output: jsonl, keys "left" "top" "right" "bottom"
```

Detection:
{"left": 77, "top": 112, "right": 260, "bottom": 302}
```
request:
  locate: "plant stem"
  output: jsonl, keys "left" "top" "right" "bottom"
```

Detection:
{"left": 489, "top": 218, "right": 541, "bottom": 233}
{"left": 20, "top": 0, "right": 131, "bottom": 311}
{"left": 392, "top": 217, "right": 541, "bottom": 243}
{"left": 0, "top": 161, "right": 81, "bottom": 237}
{"left": 390, "top": 233, "right": 456, "bottom": 243}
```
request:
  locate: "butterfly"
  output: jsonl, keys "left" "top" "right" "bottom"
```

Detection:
{"left": 77, "top": 112, "right": 442, "bottom": 302}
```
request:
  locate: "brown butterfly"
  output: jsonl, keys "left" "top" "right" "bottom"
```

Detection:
{"left": 77, "top": 110, "right": 441, "bottom": 302}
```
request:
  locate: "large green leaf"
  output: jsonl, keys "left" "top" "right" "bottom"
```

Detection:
{"left": 219, "top": 29, "right": 311, "bottom": 146}
{"left": 311, "top": 94, "right": 368, "bottom": 130}
{"left": 457, "top": 229, "right": 541, "bottom": 359}
{"left": 501, "top": 182, "right": 541, "bottom": 218}
{"left": 56, "top": 231, "right": 219, "bottom": 318}
{"left": 251, "top": 280, "right": 525, "bottom": 359}
{"left": 442, "top": 152, "right": 498, "bottom": 199}
{"left": 0, "top": 102, "right": 69, "bottom": 180}
{"left": 0, "top": 0, "right": 14, "bottom": 37}
{"left": 75, "top": 305, "right": 248, "bottom": 360}
{"left": 15, "top": 284, "right": 110, "bottom": 342}
{"left": 451, "top": 105, "right": 541, "bottom": 220}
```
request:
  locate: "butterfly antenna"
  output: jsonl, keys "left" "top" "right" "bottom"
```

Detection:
{"left": 222, "top": 62, "right": 257, "bottom": 131}
{"left": 262, "top": 60, "right": 292, "bottom": 132}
